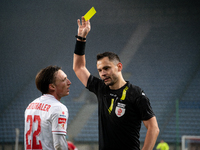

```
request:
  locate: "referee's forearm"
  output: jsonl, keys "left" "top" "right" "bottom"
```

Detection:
{"left": 142, "top": 128, "right": 159, "bottom": 150}
{"left": 73, "top": 54, "right": 86, "bottom": 71}
{"left": 142, "top": 119, "right": 159, "bottom": 150}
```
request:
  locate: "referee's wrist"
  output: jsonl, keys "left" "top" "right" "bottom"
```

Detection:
{"left": 75, "top": 35, "right": 86, "bottom": 42}
{"left": 76, "top": 39, "right": 86, "bottom": 42}
{"left": 74, "top": 40, "right": 86, "bottom": 55}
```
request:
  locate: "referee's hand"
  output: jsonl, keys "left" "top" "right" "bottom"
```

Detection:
{"left": 77, "top": 16, "right": 91, "bottom": 40}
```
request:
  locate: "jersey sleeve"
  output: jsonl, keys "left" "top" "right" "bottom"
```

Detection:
{"left": 86, "top": 75, "right": 104, "bottom": 95}
{"left": 136, "top": 92, "right": 155, "bottom": 121}
{"left": 53, "top": 134, "right": 68, "bottom": 150}
{"left": 51, "top": 106, "right": 68, "bottom": 135}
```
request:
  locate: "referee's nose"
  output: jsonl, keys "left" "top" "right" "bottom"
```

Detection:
{"left": 101, "top": 70, "right": 107, "bottom": 77}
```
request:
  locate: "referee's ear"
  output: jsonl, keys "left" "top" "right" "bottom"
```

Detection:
{"left": 117, "top": 62, "right": 123, "bottom": 72}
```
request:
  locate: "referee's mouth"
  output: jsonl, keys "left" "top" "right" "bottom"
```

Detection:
{"left": 103, "top": 77, "right": 110, "bottom": 82}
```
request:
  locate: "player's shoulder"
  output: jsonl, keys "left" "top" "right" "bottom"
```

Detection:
{"left": 49, "top": 100, "right": 67, "bottom": 110}
{"left": 50, "top": 105, "right": 68, "bottom": 115}
{"left": 41, "top": 94, "right": 68, "bottom": 111}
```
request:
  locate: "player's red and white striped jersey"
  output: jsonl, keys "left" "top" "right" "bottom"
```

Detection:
{"left": 24, "top": 94, "right": 68, "bottom": 150}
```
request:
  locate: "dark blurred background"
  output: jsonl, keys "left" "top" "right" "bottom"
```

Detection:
{"left": 0, "top": 0, "right": 200, "bottom": 149}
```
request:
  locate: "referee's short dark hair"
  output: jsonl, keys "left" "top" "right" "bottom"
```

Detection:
{"left": 35, "top": 65, "right": 61, "bottom": 94}
{"left": 97, "top": 52, "right": 121, "bottom": 62}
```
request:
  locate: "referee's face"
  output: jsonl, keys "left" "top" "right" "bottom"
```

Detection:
{"left": 97, "top": 57, "right": 119, "bottom": 87}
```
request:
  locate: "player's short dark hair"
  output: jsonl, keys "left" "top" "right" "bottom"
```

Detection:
{"left": 35, "top": 65, "right": 61, "bottom": 94}
{"left": 97, "top": 52, "right": 121, "bottom": 62}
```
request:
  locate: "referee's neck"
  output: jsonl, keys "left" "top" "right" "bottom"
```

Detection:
{"left": 109, "top": 79, "right": 126, "bottom": 90}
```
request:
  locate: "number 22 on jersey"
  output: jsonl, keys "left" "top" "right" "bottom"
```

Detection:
{"left": 26, "top": 115, "right": 43, "bottom": 150}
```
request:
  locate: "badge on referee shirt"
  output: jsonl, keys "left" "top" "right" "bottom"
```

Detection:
{"left": 115, "top": 103, "right": 126, "bottom": 117}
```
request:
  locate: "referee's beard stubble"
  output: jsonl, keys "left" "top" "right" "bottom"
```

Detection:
{"left": 103, "top": 75, "right": 118, "bottom": 87}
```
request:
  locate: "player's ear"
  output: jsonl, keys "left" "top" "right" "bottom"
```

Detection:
{"left": 117, "top": 62, "right": 123, "bottom": 71}
{"left": 49, "top": 84, "right": 55, "bottom": 91}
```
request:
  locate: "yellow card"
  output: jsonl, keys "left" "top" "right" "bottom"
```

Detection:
{"left": 84, "top": 7, "right": 96, "bottom": 21}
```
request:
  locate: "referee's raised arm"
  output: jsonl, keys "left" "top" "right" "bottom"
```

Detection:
{"left": 73, "top": 16, "right": 91, "bottom": 87}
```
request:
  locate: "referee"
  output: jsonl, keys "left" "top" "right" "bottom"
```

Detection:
{"left": 73, "top": 16, "right": 160, "bottom": 150}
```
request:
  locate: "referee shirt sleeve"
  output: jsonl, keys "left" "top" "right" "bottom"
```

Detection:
{"left": 86, "top": 75, "right": 103, "bottom": 95}
{"left": 136, "top": 95, "right": 155, "bottom": 121}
